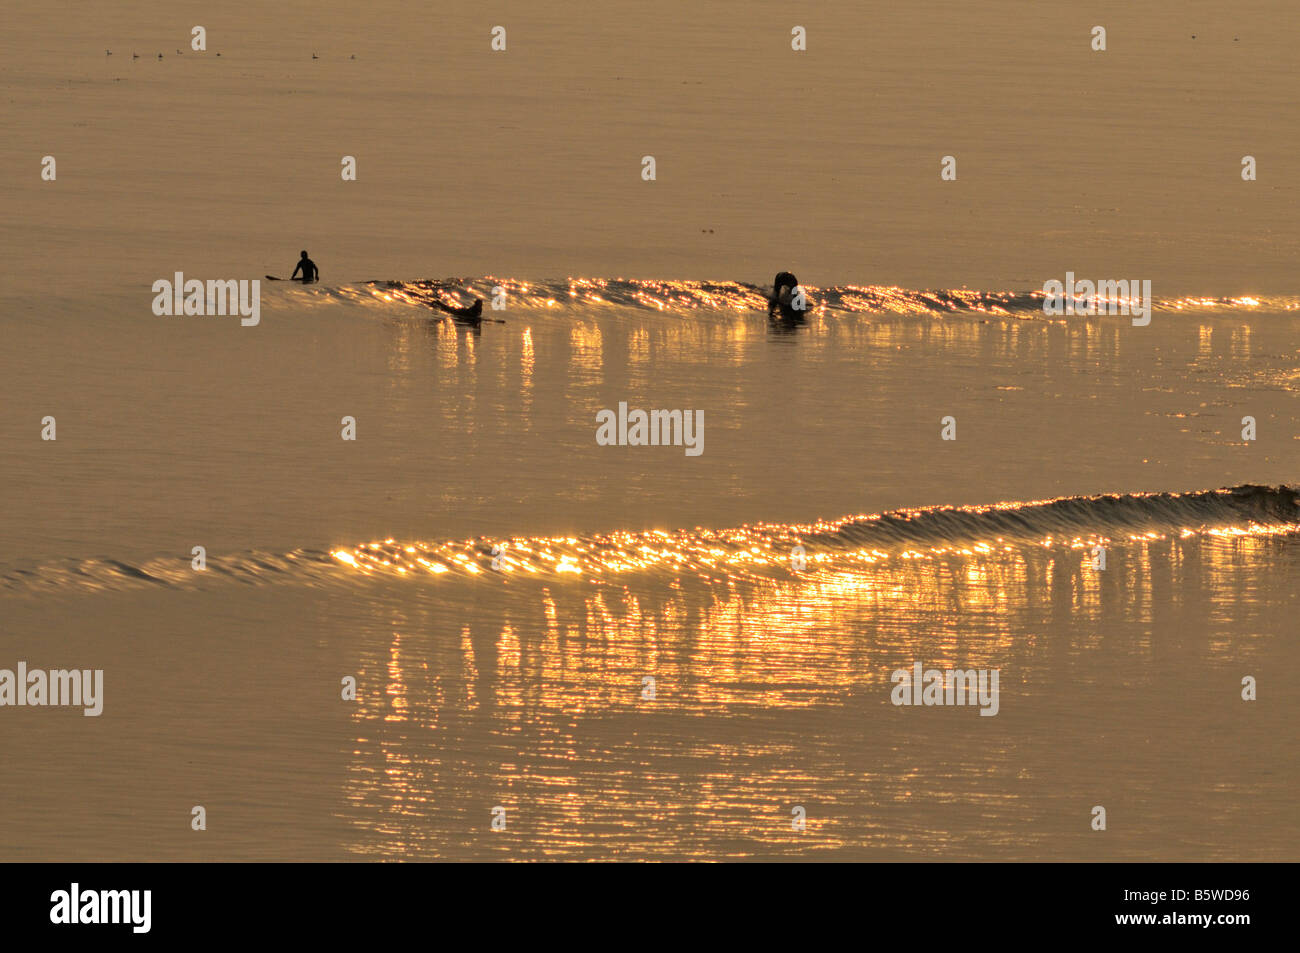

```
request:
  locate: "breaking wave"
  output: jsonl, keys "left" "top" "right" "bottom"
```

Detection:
{"left": 266, "top": 277, "right": 1300, "bottom": 320}
{"left": 3, "top": 485, "right": 1296, "bottom": 595}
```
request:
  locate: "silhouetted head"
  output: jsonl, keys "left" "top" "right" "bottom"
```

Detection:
{"left": 300, "top": 250, "right": 309, "bottom": 259}
{"left": 773, "top": 271, "right": 798, "bottom": 295}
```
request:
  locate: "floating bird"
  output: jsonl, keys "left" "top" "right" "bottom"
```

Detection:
{"left": 157, "top": 52, "right": 163, "bottom": 59}
{"left": 132, "top": 52, "right": 139, "bottom": 59}
{"left": 312, "top": 52, "right": 319, "bottom": 59}
{"left": 350, "top": 54, "right": 356, "bottom": 60}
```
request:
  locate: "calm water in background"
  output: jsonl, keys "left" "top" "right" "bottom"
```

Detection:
{"left": 4, "top": 1, "right": 1300, "bottom": 294}
{"left": 1, "top": 288, "right": 1297, "bottom": 860}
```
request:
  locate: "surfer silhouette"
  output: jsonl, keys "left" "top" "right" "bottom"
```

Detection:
{"left": 769, "top": 271, "right": 805, "bottom": 321}
{"left": 291, "top": 251, "right": 319, "bottom": 283}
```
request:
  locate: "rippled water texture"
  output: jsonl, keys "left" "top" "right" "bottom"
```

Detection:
{"left": 1, "top": 290, "right": 1297, "bottom": 860}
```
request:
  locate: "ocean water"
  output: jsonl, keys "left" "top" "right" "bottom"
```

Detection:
{"left": 1, "top": 284, "right": 1297, "bottom": 860}
{"left": 4, "top": 1, "right": 1300, "bottom": 295}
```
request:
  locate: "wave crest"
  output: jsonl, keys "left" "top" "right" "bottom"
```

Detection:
{"left": 311, "top": 278, "right": 1300, "bottom": 319}
{"left": 6, "top": 484, "right": 1290, "bottom": 594}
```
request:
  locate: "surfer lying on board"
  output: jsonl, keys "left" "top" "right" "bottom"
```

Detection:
{"left": 429, "top": 296, "right": 485, "bottom": 322}
{"left": 290, "top": 251, "right": 319, "bottom": 283}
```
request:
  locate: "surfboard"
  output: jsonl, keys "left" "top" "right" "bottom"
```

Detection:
{"left": 264, "top": 275, "right": 316, "bottom": 283}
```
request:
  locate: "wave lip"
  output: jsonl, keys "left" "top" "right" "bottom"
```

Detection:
{"left": 821, "top": 483, "right": 1300, "bottom": 551}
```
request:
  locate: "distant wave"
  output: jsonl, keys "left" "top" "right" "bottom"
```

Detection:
{"left": 0, "top": 548, "right": 339, "bottom": 595}
{"left": 269, "top": 278, "right": 1300, "bottom": 319}
{"left": 3, "top": 485, "right": 1296, "bottom": 595}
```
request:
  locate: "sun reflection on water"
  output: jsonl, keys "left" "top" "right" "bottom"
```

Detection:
{"left": 334, "top": 519, "right": 1297, "bottom": 860}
